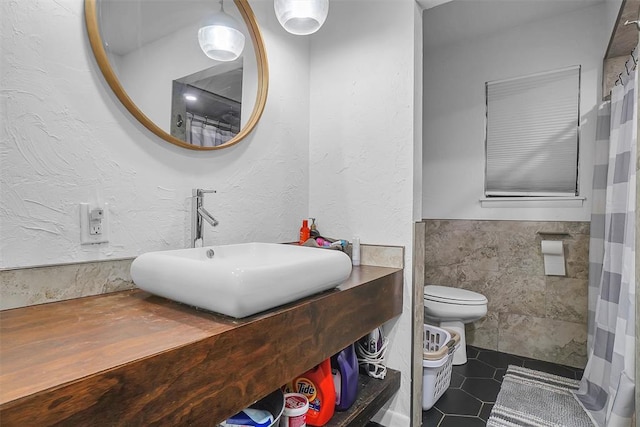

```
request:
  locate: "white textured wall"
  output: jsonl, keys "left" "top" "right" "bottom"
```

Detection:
{"left": 0, "top": 0, "right": 310, "bottom": 268}
{"left": 308, "top": 1, "right": 420, "bottom": 424}
{"left": 422, "top": 2, "right": 614, "bottom": 221}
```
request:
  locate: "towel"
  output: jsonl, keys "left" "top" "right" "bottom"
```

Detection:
{"left": 220, "top": 408, "right": 273, "bottom": 427}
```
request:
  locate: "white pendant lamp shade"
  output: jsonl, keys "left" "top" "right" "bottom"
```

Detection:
{"left": 274, "top": 0, "right": 329, "bottom": 35}
{"left": 198, "top": 2, "right": 245, "bottom": 62}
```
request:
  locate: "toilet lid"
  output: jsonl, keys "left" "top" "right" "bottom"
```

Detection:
{"left": 424, "top": 285, "right": 487, "bottom": 305}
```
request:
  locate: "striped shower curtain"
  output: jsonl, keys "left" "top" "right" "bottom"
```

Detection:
{"left": 574, "top": 72, "right": 636, "bottom": 426}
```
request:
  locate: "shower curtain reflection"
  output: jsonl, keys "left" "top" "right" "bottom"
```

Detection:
{"left": 186, "top": 114, "right": 237, "bottom": 147}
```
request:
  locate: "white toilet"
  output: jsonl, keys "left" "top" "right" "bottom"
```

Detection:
{"left": 423, "top": 285, "right": 488, "bottom": 365}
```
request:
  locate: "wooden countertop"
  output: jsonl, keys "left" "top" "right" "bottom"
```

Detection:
{"left": 0, "top": 265, "right": 403, "bottom": 426}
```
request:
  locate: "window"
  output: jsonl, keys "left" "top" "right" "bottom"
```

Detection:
{"left": 485, "top": 66, "right": 581, "bottom": 197}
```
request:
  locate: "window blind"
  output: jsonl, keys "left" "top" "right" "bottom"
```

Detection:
{"left": 485, "top": 66, "right": 580, "bottom": 197}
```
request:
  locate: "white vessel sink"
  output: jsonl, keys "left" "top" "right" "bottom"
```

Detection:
{"left": 130, "top": 242, "right": 353, "bottom": 318}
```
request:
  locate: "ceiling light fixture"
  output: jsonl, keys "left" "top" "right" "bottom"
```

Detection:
{"left": 274, "top": 0, "right": 329, "bottom": 35}
{"left": 198, "top": 0, "right": 245, "bottom": 61}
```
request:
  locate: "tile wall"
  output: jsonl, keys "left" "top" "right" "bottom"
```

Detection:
{"left": 422, "top": 219, "right": 590, "bottom": 368}
{"left": 0, "top": 244, "right": 402, "bottom": 311}
{"left": 0, "top": 259, "right": 135, "bottom": 310}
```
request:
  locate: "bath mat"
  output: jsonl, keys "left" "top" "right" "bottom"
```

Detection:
{"left": 487, "top": 365, "right": 593, "bottom": 427}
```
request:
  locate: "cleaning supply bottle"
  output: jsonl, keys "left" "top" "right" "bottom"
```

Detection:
{"left": 299, "top": 220, "right": 310, "bottom": 245}
{"left": 330, "top": 343, "right": 359, "bottom": 411}
{"left": 283, "top": 359, "right": 336, "bottom": 426}
{"left": 310, "top": 218, "right": 320, "bottom": 238}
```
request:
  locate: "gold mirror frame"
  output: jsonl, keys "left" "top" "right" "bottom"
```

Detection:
{"left": 84, "top": 0, "right": 268, "bottom": 150}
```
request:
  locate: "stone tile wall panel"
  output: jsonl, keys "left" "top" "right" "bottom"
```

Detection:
{"left": 422, "top": 219, "right": 589, "bottom": 368}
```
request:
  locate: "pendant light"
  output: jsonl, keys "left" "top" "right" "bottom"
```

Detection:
{"left": 198, "top": 0, "right": 245, "bottom": 61}
{"left": 274, "top": 0, "right": 329, "bottom": 35}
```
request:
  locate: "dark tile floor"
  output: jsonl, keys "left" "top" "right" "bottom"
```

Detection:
{"left": 422, "top": 345, "right": 584, "bottom": 427}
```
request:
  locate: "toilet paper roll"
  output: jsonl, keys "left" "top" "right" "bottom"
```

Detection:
{"left": 541, "top": 240, "right": 563, "bottom": 255}
{"left": 541, "top": 240, "right": 565, "bottom": 276}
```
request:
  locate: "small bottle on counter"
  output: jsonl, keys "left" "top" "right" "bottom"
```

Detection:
{"left": 309, "top": 218, "right": 320, "bottom": 238}
{"left": 299, "top": 220, "right": 310, "bottom": 245}
{"left": 352, "top": 237, "right": 360, "bottom": 266}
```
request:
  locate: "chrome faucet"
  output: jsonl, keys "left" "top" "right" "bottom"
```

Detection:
{"left": 192, "top": 188, "right": 219, "bottom": 247}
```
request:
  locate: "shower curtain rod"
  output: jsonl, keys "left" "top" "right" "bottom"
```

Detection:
{"left": 186, "top": 112, "right": 238, "bottom": 132}
{"left": 614, "top": 45, "right": 637, "bottom": 87}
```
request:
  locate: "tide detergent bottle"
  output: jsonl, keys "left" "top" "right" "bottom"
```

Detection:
{"left": 283, "top": 358, "right": 336, "bottom": 426}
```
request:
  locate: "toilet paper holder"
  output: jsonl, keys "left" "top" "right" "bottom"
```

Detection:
{"left": 536, "top": 231, "right": 570, "bottom": 237}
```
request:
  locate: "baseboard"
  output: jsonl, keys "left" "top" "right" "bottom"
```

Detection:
{"left": 371, "top": 409, "right": 411, "bottom": 427}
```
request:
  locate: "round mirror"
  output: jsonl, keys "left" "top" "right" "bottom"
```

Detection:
{"left": 85, "top": 0, "right": 268, "bottom": 150}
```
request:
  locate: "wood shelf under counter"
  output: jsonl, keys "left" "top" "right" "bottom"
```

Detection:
{"left": 0, "top": 265, "right": 403, "bottom": 426}
{"left": 328, "top": 369, "right": 401, "bottom": 427}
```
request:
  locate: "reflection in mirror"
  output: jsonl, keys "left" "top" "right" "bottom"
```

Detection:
{"left": 85, "top": 0, "right": 268, "bottom": 150}
{"left": 171, "top": 59, "right": 243, "bottom": 146}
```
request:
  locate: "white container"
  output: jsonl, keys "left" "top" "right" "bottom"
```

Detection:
{"left": 422, "top": 324, "right": 458, "bottom": 410}
{"left": 351, "top": 237, "right": 360, "bottom": 266}
{"left": 279, "top": 393, "right": 309, "bottom": 427}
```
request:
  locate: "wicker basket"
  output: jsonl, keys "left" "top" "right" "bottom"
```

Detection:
{"left": 422, "top": 325, "right": 460, "bottom": 410}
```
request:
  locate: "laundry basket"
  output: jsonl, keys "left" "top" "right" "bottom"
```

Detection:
{"left": 422, "top": 325, "right": 460, "bottom": 410}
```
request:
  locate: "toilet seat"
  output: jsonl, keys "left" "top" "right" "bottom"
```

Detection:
{"left": 424, "top": 285, "right": 487, "bottom": 306}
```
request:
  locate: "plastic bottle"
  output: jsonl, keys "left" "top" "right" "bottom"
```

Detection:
{"left": 299, "top": 220, "right": 310, "bottom": 245}
{"left": 331, "top": 343, "right": 359, "bottom": 411}
{"left": 310, "top": 218, "right": 320, "bottom": 238}
{"left": 283, "top": 359, "right": 336, "bottom": 426}
{"left": 352, "top": 237, "right": 360, "bottom": 266}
